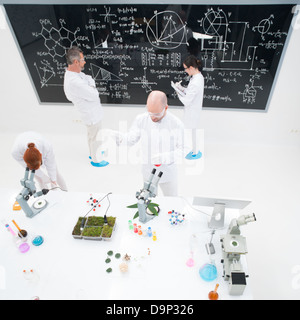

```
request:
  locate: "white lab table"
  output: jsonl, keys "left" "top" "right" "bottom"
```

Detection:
{"left": 0, "top": 188, "right": 253, "bottom": 300}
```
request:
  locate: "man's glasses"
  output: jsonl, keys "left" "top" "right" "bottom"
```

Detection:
{"left": 148, "top": 108, "right": 166, "bottom": 118}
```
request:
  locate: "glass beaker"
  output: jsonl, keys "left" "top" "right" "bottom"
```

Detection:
{"left": 199, "top": 261, "right": 218, "bottom": 282}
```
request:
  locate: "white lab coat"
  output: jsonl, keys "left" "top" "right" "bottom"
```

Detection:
{"left": 121, "top": 112, "right": 188, "bottom": 184}
{"left": 63, "top": 70, "right": 103, "bottom": 126}
{"left": 177, "top": 73, "right": 204, "bottom": 129}
{"left": 11, "top": 131, "right": 57, "bottom": 182}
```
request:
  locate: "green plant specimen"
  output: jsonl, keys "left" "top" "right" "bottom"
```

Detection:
{"left": 104, "top": 251, "right": 121, "bottom": 274}
{"left": 82, "top": 226, "right": 102, "bottom": 237}
{"left": 106, "top": 216, "right": 116, "bottom": 227}
{"left": 127, "top": 201, "right": 160, "bottom": 219}
{"left": 86, "top": 216, "right": 105, "bottom": 226}
{"left": 101, "top": 225, "right": 113, "bottom": 238}
{"left": 72, "top": 217, "right": 86, "bottom": 236}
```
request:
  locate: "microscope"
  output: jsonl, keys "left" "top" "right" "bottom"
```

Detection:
{"left": 136, "top": 168, "right": 163, "bottom": 224}
{"left": 220, "top": 213, "right": 256, "bottom": 295}
{"left": 16, "top": 167, "right": 49, "bottom": 218}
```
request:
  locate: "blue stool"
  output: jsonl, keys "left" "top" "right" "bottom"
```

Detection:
{"left": 185, "top": 151, "right": 202, "bottom": 160}
{"left": 91, "top": 160, "right": 109, "bottom": 167}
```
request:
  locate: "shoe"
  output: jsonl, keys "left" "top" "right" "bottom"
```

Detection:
{"left": 185, "top": 151, "right": 202, "bottom": 160}
{"left": 91, "top": 160, "right": 109, "bottom": 167}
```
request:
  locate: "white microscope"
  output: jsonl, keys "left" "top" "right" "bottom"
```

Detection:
{"left": 16, "top": 167, "right": 49, "bottom": 218}
{"left": 220, "top": 213, "right": 256, "bottom": 295}
{"left": 136, "top": 168, "right": 163, "bottom": 223}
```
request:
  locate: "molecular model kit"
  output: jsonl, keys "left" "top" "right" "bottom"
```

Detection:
{"left": 86, "top": 194, "right": 102, "bottom": 211}
{"left": 168, "top": 210, "right": 185, "bottom": 226}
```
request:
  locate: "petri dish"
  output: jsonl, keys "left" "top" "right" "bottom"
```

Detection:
{"left": 32, "top": 236, "right": 44, "bottom": 246}
{"left": 19, "top": 242, "right": 30, "bottom": 253}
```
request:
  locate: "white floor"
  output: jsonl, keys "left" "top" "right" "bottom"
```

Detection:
{"left": 1, "top": 131, "right": 300, "bottom": 300}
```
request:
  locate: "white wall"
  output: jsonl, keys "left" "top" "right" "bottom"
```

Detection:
{"left": 1, "top": 5, "right": 300, "bottom": 146}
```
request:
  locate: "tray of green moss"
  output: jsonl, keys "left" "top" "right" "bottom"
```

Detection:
{"left": 106, "top": 216, "right": 116, "bottom": 227}
{"left": 72, "top": 216, "right": 117, "bottom": 240}
{"left": 72, "top": 217, "right": 86, "bottom": 239}
{"left": 101, "top": 224, "right": 114, "bottom": 241}
{"left": 101, "top": 217, "right": 117, "bottom": 241}
{"left": 82, "top": 226, "right": 103, "bottom": 240}
{"left": 86, "top": 216, "right": 105, "bottom": 226}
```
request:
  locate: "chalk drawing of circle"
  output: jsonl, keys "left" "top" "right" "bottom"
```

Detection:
{"left": 146, "top": 11, "right": 186, "bottom": 49}
{"left": 256, "top": 18, "right": 271, "bottom": 35}
{"left": 203, "top": 9, "right": 227, "bottom": 35}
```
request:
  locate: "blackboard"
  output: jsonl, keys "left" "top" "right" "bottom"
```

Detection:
{"left": 4, "top": 4, "right": 295, "bottom": 110}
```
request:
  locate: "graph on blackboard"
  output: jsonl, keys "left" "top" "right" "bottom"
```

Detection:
{"left": 4, "top": 4, "right": 295, "bottom": 110}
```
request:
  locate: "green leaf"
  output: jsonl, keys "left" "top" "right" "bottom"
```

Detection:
{"left": 133, "top": 211, "right": 139, "bottom": 219}
{"left": 148, "top": 205, "right": 158, "bottom": 216}
{"left": 148, "top": 202, "right": 159, "bottom": 208}
{"left": 127, "top": 203, "right": 138, "bottom": 208}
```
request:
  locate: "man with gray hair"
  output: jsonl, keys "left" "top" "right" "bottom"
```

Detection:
{"left": 63, "top": 46, "right": 108, "bottom": 167}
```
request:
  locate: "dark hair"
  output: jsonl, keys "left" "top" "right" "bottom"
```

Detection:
{"left": 66, "top": 46, "right": 83, "bottom": 65}
{"left": 183, "top": 55, "right": 202, "bottom": 71}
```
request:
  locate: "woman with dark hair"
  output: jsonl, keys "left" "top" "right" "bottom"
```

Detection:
{"left": 172, "top": 55, "right": 204, "bottom": 160}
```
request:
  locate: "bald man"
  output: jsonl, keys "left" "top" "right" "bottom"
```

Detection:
{"left": 115, "top": 91, "right": 188, "bottom": 197}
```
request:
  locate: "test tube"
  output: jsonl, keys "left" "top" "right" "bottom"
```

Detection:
{"left": 152, "top": 231, "right": 157, "bottom": 241}
{"left": 5, "top": 224, "right": 16, "bottom": 237}
{"left": 128, "top": 220, "right": 133, "bottom": 231}
{"left": 133, "top": 223, "right": 138, "bottom": 233}
{"left": 147, "top": 227, "right": 152, "bottom": 237}
{"left": 138, "top": 225, "right": 143, "bottom": 235}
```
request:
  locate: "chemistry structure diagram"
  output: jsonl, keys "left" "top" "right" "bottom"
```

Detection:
{"left": 31, "top": 6, "right": 288, "bottom": 105}
{"left": 33, "top": 19, "right": 80, "bottom": 88}
{"left": 33, "top": 17, "right": 124, "bottom": 89}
